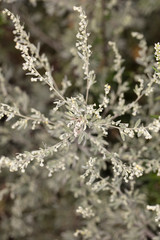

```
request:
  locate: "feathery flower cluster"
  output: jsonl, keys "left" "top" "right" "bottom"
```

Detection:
{"left": 111, "top": 157, "right": 143, "bottom": 183}
{"left": 73, "top": 6, "right": 95, "bottom": 102}
{"left": 155, "top": 42, "right": 160, "bottom": 71}
{"left": 0, "top": 103, "right": 51, "bottom": 130}
{"left": 108, "top": 41, "right": 124, "bottom": 73}
{"left": 100, "top": 84, "right": 111, "bottom": 108}
{"left": 147, "top": 205, "right": 160, "bottom": 227}
{"left": 1, "top": 4, "right": 160, "bottom": 239}
{"left": 76, "top": 206, "right": 95, "bottom": 218}
{"left": 0, "top": 134, "right": 71, "bottom": 174}
{"left": 2, "top": 9, "right": 64, "bottom": 101}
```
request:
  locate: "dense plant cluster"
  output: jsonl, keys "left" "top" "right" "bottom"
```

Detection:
{"left": 1, "top": 1, "right": 160, "bottom": 240}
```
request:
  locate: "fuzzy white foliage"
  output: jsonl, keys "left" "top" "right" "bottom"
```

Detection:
{"left": 1, "top": 5, "right": 160, "bottom": 240}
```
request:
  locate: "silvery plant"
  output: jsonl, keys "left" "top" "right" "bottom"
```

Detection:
{"left": 1, "top": 2, "right": 160, "bottom": 240}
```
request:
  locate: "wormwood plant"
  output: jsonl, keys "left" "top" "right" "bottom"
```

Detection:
{"left": 1, "top": 4, "right": 160, "bottom": 240}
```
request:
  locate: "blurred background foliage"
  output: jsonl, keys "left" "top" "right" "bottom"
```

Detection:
{"left": 0, "top": 0, "right": 160, "bottom": 239}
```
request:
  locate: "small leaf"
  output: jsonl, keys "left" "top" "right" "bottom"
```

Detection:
{"left": 150, "top": 115, "right": 159, "bottom": 119}
{"left": 120, "top": 130, "right": 125, "bottom": 141}
{"left": 6, "top": 113, "right": 14, "bottom": 121}
{"left": 152, "top": 66, "right": 159, "bottom": 73}
{"left": 135, "top": 119, "right": 141, "bottom": 128}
